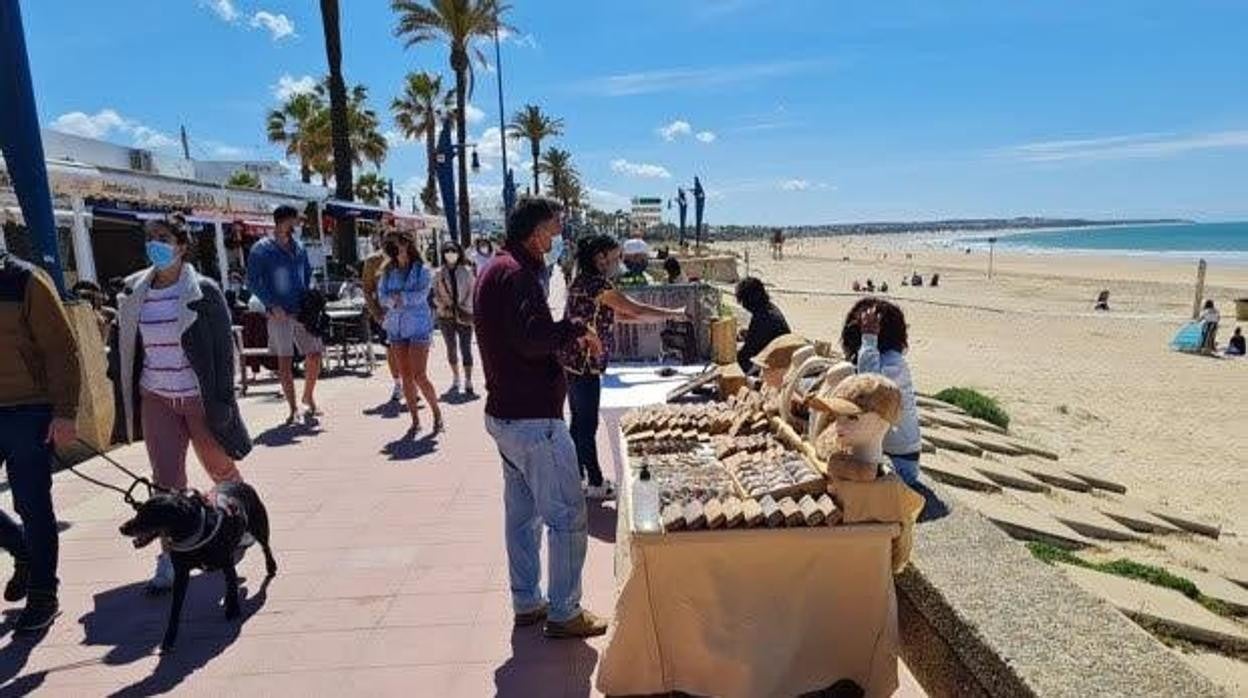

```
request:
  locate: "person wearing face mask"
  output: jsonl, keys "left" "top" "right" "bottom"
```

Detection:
{"left": 247, "top": 205, "right": 323, "bottom": 424}
{"left": 617, "top": 238, "right": 653, "bottom": 287}
{"left": 559, "top": 234, "right": 686, "bottom": 499}
{"left": 433, "top": 242, "right": 478, "bottom": 395}
{"left": 110, "top": 215, "right": 249, "bottom": 593}
{"left": 474, "top": 197, "right": 610, "bottom": 639}
{"left": 380, "top": 229, "right": 443, "bottom": 434}
{"left": 472, "top": 237, "right": 496, "bottom": 276}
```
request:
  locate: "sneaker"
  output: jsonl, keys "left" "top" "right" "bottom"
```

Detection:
{"left": 586, "top": 480, "right": 617, "bottom": 501}
{"left": 451, "top": 378, "right": 462, "bottom": 394}
{"left": 390, "top": 383, "right": 403, "bottom": 403}
{"left": 464, "top": 382, "right": 476, "bottom": 397}
{"left": 145, "top": 553, "right": 174, "bottom": 595}
{"left": 4, "top": 559, "right": 29, "bottom": 603}
{"left": 543, "top": 609, "right": 608, "bottom": 639}
{"left": 14, "top": 591, "right": 59, "bottom": 634}
{"left": 514, "top": 603, "right": 549, "bottom": 628}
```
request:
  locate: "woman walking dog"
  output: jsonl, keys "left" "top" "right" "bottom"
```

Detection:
{"left": 111, "top": 215, "right": 251, "bottom": 593}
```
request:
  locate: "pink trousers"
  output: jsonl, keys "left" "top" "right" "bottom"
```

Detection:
{"left": 140, "top": 389, "right": 242, "bottom": 489}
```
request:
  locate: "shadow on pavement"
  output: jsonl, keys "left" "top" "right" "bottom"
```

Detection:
{"left": 439, "top": 390, "right": 479, "bottom": 405}
{"left": 381, "top": 433, "right": 438, "bottom": 461}
{"left": 587, "top": 500, "right": 617, "bottom": 544}
{"left": 70, "top": 574, "right": 271, "bottom": 697}
{"left": 493, "top": 626, "right": 598, "bottom": 698}
{"left": 252, "top": 419, "right": 324, "bottom": 448}
{"left": 0, "top": 610, "right": 51, "bottom": 696}
{"left": 362, "top": 400, "right": 404, "bottom": 419}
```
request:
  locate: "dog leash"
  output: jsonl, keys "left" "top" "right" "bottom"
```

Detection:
{"left": 55, "top": 439, "right": 170, "bottom": 510}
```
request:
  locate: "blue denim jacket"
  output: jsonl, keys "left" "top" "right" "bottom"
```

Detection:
{"left": 246, "top": 236, "right": 312, "bottom": 314}
{"left": 857, "top": 334, "right": 923, "bottom": 456}
{"left": 380, "top": 263, "right": 434, "bottom": 342}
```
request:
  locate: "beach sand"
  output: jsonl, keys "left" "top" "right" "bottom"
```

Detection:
{"left": 723, "top": 235, "right": 1248, "bottom": 536}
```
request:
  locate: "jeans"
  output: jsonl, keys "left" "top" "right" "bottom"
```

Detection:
{"left": 485, "top": 415, "right": 587, "bottom": 623}
{"left": 888, "top": 453, "right": 948, "bottom": 523}
{"left": 0, "top": 404, "right": 59, "bottom": 592}
{"left": 566, "top": 373, "right": 604, "bottom": 487}
{"left": 439, "top": 321, "right": 474, "bottom": 367}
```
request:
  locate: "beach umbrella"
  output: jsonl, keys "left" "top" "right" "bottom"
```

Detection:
{"left": 0, "top": 0, "right": 65, "bottom": 294}
{"left": 693, "top": 177, "right": 705, "bottom": 248}
{"left": 435, "top": 117, "right": 459, "bottom": 245}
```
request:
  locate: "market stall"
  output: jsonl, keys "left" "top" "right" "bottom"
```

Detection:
{"left": 595, "top": 339, "right": 921, "bottom": 698}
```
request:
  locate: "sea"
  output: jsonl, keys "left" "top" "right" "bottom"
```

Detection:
{"left": 955, "top": 221, "right": 1248, "bottom": 264}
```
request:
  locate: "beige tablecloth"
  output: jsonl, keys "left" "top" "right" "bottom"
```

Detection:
{"left": 598, "top": 504, "right": 901, "bottom": 697}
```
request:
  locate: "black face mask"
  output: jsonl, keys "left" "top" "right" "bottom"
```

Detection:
{"left": 625, "top": 259, "right": 648, "bottom": 274}
{"left": 384, "top": 242, "right": 400, "bottom": 258}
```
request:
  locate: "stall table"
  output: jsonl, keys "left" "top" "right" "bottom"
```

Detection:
{"left": 596, "top": 369, "right": 903, "bottom": 698}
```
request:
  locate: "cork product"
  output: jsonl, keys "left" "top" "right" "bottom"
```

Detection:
{"left": 799, "top": 494, "right": 824, "bottom": 526}
{"left": 722, "top": 497, "right": 744, "bottom": 528}
{"left": 661, "top": 503, "right": 687, "bottom": 531}
{"left": 683, "top": 500, "right": 707, "bottom": 530}
{"left": 741, "top": 497, "right": 765, "bottom": 527}
{"left": 816, "top": 494, "right": 841, "bottom": 525}
{"left": 759, "top": 496, "right": 785, "bottom": 528}
{"left": 779, "top": 497, "right": 803, "bottom": 526}
{"left": 704, "top": 498, "right": 727, "bottom": 529}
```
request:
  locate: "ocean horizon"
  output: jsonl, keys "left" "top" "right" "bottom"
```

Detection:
{"left": 954, "top": 221, "right": 1248, "bottom": 264}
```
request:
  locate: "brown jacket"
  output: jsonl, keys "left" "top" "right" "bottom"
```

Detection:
{"left": 0, "top": 255, "right": 81, "bottom": 419}
{"left": 361, "top": 252, "right": 386, "bottom": 323}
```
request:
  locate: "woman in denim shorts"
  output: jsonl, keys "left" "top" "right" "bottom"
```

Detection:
{"left": 379, "top": 229, "right": 443, "bottom": 434}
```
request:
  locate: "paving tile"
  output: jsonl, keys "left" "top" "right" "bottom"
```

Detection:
{"left": 400, "top": 563, "right": 500, "bottom": 595}
{"left": 1010, "top": 491, "right": 1143, "bottom": 542}
{"left": 947, "top": 489, "right": 1096, "bottom": 550}
{"left": 1059, "top": 564, "right": 1248, "bottom": 651}
{"left": 919, "top": 452, "right": 1002, "bottom": 492}
{"left": 378, "top": 591, "right": 491, "bottom": 627}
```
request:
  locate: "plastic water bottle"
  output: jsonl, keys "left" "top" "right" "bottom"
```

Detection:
{"left": 632, "top": 464, "right": 661, "bottom": 533}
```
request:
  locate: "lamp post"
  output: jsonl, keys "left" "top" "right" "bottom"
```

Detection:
{"left": 987, "top": 236, "right": 997, "bottom": 279}
{"left": 492, "top": 7, "right": 513, "bottom": 218}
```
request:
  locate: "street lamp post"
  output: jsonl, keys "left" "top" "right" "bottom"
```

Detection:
{"left": 492, "top": 7, "right": 514, "bottom": 218}
{"left": 987, "top": 236, "right": 998, "bottom": 279}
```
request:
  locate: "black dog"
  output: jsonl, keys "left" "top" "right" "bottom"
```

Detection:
{"left": 119, "top": 482, "right": 277, "bottom": 650}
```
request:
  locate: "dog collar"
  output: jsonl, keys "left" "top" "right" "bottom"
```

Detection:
{"left": 168, "top": 507, "right": 223, "bottom": 552}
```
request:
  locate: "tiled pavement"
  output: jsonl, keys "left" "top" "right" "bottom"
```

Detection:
{"left": 0, "top": 344, "right": 925, "bottom": 694}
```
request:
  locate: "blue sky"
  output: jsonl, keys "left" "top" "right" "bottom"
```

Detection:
{"left": 21, "top": 0, "right": 1248, "bottom": 224}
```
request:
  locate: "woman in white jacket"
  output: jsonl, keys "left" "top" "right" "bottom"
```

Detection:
{"left": 433, "top": 242, "right": 477, "bottom": 395}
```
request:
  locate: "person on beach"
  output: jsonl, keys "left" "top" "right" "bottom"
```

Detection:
{"left": 111, "top": 216, "right": 249, "bottom": 594}
{"left": 362, "top": 231, "right": 405, "bottom": 404}
{"left": 0, "top": 251, "right": 80, "bottom": 632}
{"left": 434, "top": 241, "right": 477, "bottom": 396}
{"left": 247, "top": 205, "right": 323, "bottom": 423}
{"left": 474, "top": 197, "right": 608, "bottom": 639}
{"left": 1227, "top": 327, "right": 1245, "bottom": 356}
{"left": 380, "top": 229, "right": 443, "bottom": 435}
{"left": 1199, "top": 299, "right": 1220, "bottom": 352}
{"left": 771, "top": 228, "right": 785, "bottom": 260}
{"left": 735, "top": 276, "right": 792, "bottom": 373}
{"left": 663, "top": 256, "right": 685, "bottom": 284}
{"left": 840, "top": 298, "right": 922, "bottom": 487}
{"left": 561, "top": 234, "right": 686, "bottom": 500}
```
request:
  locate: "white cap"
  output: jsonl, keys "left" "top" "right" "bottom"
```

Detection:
{"left": 622, "top": 238, "right": 650, "bottom": 256}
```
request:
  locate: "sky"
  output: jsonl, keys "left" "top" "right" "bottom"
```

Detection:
{"left": 20, "top": 0, "right": 1248, "bottom": 225}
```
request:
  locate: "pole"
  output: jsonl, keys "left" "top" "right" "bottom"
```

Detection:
{"left": 987, "top": 236, "right": 997, "bottom": 279}
{"left": 493, "top": 10, "right": 510, "bottom": 216}
{"left": 180, "top": 125, "right": 191, "bottom": 160}
{"left": 1192, "top": 258, "right": 1207, "bottom": 320}
{"left": 0, "top": 0, "right": 66, "bottom": 294}
{"left": 70, "top": 196, "right": 96, "bottom": 283}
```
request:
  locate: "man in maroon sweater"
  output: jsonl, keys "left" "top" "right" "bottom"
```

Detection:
{"left": 474, "top": 198, "right": 607, "bottom": 639}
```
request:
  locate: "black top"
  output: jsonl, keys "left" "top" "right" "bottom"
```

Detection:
{"left": 738, "top": 301, "right": 791, "bottom": 372}
{"left": 1230, "top": 333, "right": 1246, "bottom": 355}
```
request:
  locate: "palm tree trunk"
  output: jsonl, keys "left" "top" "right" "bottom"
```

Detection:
{"left": 320, "top": 0, "right": 357, "bottom": 266}
{"left": 531, "top": 140, "right": 541, "bottom": 195}
{"left": 425, "top": 125, "right": 437, "bottom": 213}
{"left": 453, "top": 57, "right": 471, "bottom": 247}
{"left": 300, "top": 161, "right": 312, "bottom": 184}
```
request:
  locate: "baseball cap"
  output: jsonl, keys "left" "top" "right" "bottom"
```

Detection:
{"left": 622, "top": 238, "right": 649, "bottom": 256}
{"left": 807, "top": 373, "right": 902, "bottom": 424}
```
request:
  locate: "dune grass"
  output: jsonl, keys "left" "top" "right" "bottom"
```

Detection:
{"left": 934, "top": 387, "right": 1010, "bottom": 429}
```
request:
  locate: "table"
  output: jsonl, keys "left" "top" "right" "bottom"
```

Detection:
{"left": 324, "top": 304, "right": 374, "bottom": 375}
{"left": 596, "top": 421, "right": 903, "bottom": 697}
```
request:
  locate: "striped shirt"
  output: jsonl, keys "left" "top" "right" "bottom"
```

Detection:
{"left": 139, "top": 281, "right": 200, "bottom": 398}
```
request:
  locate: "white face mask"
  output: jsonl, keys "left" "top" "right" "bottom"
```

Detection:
{"left": 444, "top": 252, "right": 460, "bottom": 265}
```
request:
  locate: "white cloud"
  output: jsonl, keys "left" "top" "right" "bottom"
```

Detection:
{"left": 611, "top": 159, "right": 672, "bottom": 179}
{"left": 49, "top": 109, "right": 178, "bottom": 151}
{"left": 475, "top": 126, "right": 523, "bottom": 172}
{"left": 496, "top": 28, "right": 539, "bottom": 49}
{"left": 251, "top": 11, "right": 296, "bottom": 40}
{"left": 583, "top": 60, "right": 825, "bottom": 97}
{"left": 587, "top": 187, "right": 630, "bottom": 210}
{"left": 695, "top": 130, "right": 717, "bottom": 143}
{"left": 657, "top": 120, "right": 692, "bottom": 142}
{"left": 204, "top": 0, "right": 239, "bottom": 22}
{"left": 778, "top": 179, "right": 833, "bottom": 192}
{"left": 465, "top": 103, "right": 486, "bottom": 125}
{"left": 272, "top": 73, "right": 317, "bottom": 101}
{"left": 1001, "top": 130, "right": 1248, "bottom": 162}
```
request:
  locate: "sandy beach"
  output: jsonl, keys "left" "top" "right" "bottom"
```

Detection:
{"left": 723, "top": 235, "right": 1248, "bottom": 538}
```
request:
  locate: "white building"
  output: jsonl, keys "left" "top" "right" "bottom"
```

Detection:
{"left": 630, "top": 196, "right": 663, "bottom": 232}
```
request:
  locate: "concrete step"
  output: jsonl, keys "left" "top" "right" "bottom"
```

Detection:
{"left": 1059, "top": 564, "right": 1248, "bottom": 652}
{"left": 959, "top": 455, "right": 1051, "bottom": 493}
{"left": 1000, "top": 456, "right": 1092, "bottom": 492}
{"left": 1063, "top": 467, "right": 1130, "bottom": 494}
{"left": 1011, "top": 491, "right": 1144, "bottom": 542}
{"left": 1076, "top": 494, "right": 1183, "bottom": 535}
{"left": 948, "top": 489, "right": 1096, "bottom": 550}
{"left": 920, "top": 452, "right": 1003, "bottom": 492}
{"left": 923, "top": 427, "right": 985, "bottom": 457}
{"left": 961, "top": 432, "right": 1028, "bottom": 457}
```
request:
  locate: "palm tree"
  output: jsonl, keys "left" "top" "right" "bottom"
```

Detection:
{"left": 508, "top": 104, "right": 563, "bottom": 196}
{"left": 539, "top": 147, "right": 580, "bottom": 209}
{"left": 226, "top": 170, "right": 262, "bottom": 189}
{"left": 392, "top": 71, "right": 453, "bottom": 214}
{"left": 393, "top": 0, "right": 509, "bottom": 246}
{"left": 355, "top": 172, "right": 389, "bottom": 205}
{"left": 266, "top": 92, "right": 325, "bottom": 183}
{"left": 319, "top": 0, "right": 359, "bottom": 264}
{"left": 300, "top": 81, "right": 389, "bottom": 186}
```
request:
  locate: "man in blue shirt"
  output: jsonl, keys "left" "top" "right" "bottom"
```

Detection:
{"left": 247, "top": 205, "right": 323, "bottom": 423}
